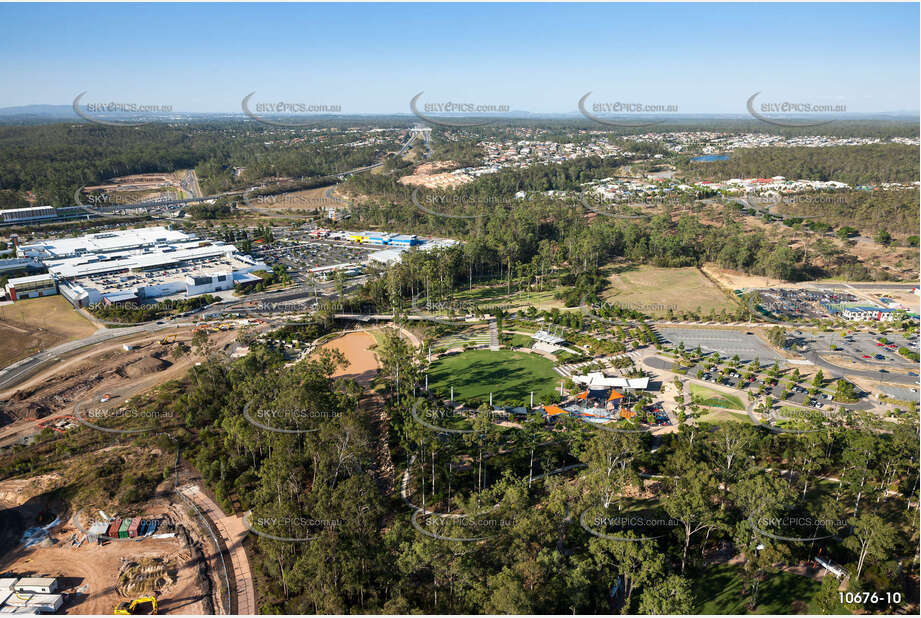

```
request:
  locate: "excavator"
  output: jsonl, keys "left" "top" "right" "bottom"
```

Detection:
{"left": 158, "top": 334, "right": 177, "bottom": 345}
{"left": 114, "top": 597, "right": 158, "bottom": 615}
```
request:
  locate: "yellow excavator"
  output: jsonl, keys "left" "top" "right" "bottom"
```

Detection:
{"left": 114, "top": 597, "right": 158, "bottom": 615}
{"left": 158, "top": 334, "right": 177, "bottom": 345}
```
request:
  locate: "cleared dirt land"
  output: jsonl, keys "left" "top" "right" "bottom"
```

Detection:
{"left": 0, "top": 296, "right": 97, "bottom": 368}
{"left": 603, "top": 265, "right": 736, "bottom": 317}
{"left": 0, "top": 471, "right": 210, "bottom": 615}
{"left": 318, "top": 331, "right": 380, "bottom": 386}
{"left": 254, "top": 185, "right": 342, "bottom": 211}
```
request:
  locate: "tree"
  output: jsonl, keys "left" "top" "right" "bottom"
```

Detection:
{"left": 638, "top": 575, "right": 695, "bottom": 615}
{"left": 578, "top": 431, "right": 642, "bottom": 510}
{"left": 834, "top": 379, "right": 857, "bottom": 403}
{"left": 844, "top": 513, "right": 896, "bottom": 581}
{"left": 874, "top": 228, "right": 892, "bottom": 246}
{"left": 731, "top": 473, "right": 795, "bottom": 610}
{"left": 812, "top": 370, "right": 825, "bottom": 389}
{"left": 518, "top": 413, "right": 549, "bottom": 488}
{"left": 662, "top": 460, "right": 722, "bottom": 572}
{"left": 588, "top": 534, "right": 663, "bottom": 612}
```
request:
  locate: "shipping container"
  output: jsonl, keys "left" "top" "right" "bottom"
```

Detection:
{"left": 118, "top": 518, "right": 132, "bottom": 539}
{"left": 13, "top": 578, "right": 58, "bottom": 594}
{"left": 25, "top": 594, "right": 63, "bottom": 612}
{"left": 107, "top": 519, "right": 122, "bottom": 539}
{"left": 128, "top": 518, "right": 142, "bottom": 538}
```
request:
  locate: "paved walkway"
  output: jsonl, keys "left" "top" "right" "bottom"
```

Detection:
{"left": 179, "top": 484, "right": 255, "bottom": 615}
{"left": 488, "top": 320, "right": 499, "bottom": 350}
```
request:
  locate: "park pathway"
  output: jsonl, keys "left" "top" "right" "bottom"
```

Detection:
{"left": 489, "top": 320, "right": 499, "bottom": 350}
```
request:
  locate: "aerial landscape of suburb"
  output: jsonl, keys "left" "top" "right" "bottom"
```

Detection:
{"left": 0, "top": 1, "right": 918, "bottom": 616}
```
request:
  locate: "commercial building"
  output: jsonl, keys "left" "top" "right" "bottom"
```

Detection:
{"left": 0, "top": 206, "right": 56, "bottom": 224}
{"left": 17, "top": 226, "right": 191, "bottom": 260}
{"left": 343, "top": 231, "right": 420, "bottom": 247}
{"left": 390, "top": 234, "right": 421, "bottom": 247}
{"left": 1, "top": 593, "right": 64, "bottom": 613}
{"left": 14, "top": 227, "right": 266, "bottom": 307}
{"left": 4, "top": 274, "right": 57, "bottom": 301}
{"left": 572, "top": 373, "right": 650, "bottom": 391}
{"left": 0, "top": 259, "right": 43, "bottom": 275}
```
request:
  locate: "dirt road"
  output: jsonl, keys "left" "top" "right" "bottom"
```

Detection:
{"left": 178, "top": 484, "right": 254, "bottom": 615}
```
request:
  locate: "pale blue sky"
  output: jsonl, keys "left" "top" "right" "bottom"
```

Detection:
{"left": 0, "top": 2, "right": 917, "bottom": 113}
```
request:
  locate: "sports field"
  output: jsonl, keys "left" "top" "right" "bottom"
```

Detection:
{"left": 603, "top": 265, "right": 736, "bottom": 317}
{"left": 427, "top": 350, "right": 560, "bottom": 405}
{"left": 0, "top": 295, "right": 97, "bottom": 368}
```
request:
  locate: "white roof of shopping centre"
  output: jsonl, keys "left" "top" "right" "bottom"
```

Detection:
{"left": 19, "top": 226, "right": 192, "bottom": 259}
{"left": 46, "top": 242, "right": 255, "bottom": 278}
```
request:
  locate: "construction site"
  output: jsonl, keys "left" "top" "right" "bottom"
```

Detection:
{"left": 0, "top": 485, "right": 225, "bottom": 615}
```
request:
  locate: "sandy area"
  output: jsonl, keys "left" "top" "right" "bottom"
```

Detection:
{"left": 317, "top": 331, "right": 380, "bottom": 386}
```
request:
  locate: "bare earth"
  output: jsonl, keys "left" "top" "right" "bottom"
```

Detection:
{"left": 0, "top": 296, "right": 97, "bottom": 368}
{"left": 0, "top": 486, "right": 207, "bottom": 615}
{"left": 318, "top": 331, "right": 380, "bottom": 386}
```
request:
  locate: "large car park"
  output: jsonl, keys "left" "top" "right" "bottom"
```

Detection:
{"left": 752, "top": 287, "right": 859, "bottom": 320}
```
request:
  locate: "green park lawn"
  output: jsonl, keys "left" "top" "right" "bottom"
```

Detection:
{"left": 693, "top": 565, "right": 842, "bottom": 614}
{"left": 690, "top": 383, "right": 745, "bottom": 410}
{"left": 427, "top": 349, "right": 560, "bottom": 406}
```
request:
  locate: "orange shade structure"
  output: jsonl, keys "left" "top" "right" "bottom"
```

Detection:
{"left": 607, "top": 389, "right": 625, "bottom": 401}
{"left": 543, "top": 405, "right": 567, "bottom": 417}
